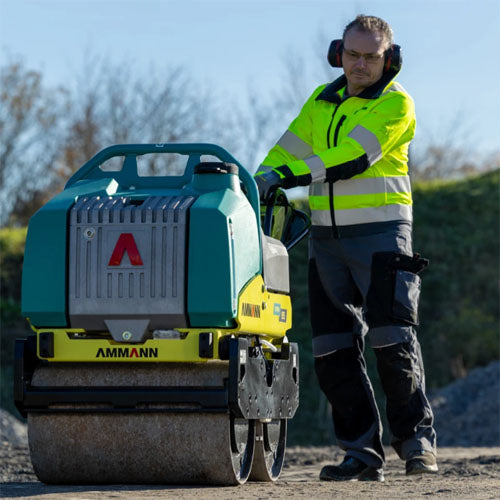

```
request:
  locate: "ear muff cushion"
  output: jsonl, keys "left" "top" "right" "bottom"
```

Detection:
{"left": 327, "top": 40, "right": 343, "bottom": 67}
{"left": 385, "top": 44, "right": 402, "bottom": 72}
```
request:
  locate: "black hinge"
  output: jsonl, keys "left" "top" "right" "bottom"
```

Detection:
{"left": 199, "top": 332, "right": 214, "bottom": 358}
{"left": 39, "top": 332, "right": 54, "bottom": 358}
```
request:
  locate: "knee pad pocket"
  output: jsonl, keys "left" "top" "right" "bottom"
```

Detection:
{"left": 393, "top": 269, "right": 421, "bottom": 325}
{"left": 366, "top": 252, "right": 428, "bottom": 327}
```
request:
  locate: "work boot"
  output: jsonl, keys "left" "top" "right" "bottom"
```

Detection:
{"left": 320, "top": 456, "right": 384, "bottom": 482}
{"left": 406, "top": 450, "right": 438, "bottom": 475}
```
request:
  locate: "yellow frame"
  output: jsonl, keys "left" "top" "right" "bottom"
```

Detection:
{"left": 33, "top": 276, "right": 292, "bottom": 362}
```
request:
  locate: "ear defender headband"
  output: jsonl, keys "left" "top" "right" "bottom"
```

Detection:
{"left": 327, "top": 39, "right": 402, "bottom": 73}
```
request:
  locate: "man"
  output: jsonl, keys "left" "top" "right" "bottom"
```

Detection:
{"left": 255, "top": 15, "right": 437, "bottom": 482}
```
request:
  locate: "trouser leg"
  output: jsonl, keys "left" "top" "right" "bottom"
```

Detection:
{"left": 314, "top": 336, "right": 385, "bottom": 468}
{"left": 374, "top": 334, "right": 437, "bottom": 459}
{"left": 308, "top": 244, "right": 384, "bottom": 468}
{"left": 348, "top": 225, "right": 437, "bottom": 459}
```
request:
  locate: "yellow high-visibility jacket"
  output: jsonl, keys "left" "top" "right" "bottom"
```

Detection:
{"left": 257, "top": 72, "right": 416, "bottom": 237}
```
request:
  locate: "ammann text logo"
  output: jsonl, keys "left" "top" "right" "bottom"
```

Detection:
{"left": 95, "top": 347, "right": 158, "bottom": 358}
{"left": 241, "top": 302, "right": 261, "bottom": 318}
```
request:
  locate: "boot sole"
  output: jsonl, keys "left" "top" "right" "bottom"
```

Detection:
{"left": 320, "top": 471, "right": 385, "bottom": 482}
{"left": 320, "top": 476, "right": 385, "bottom": 482}
{"left": 406, "top": 464, "right": 439, "bottom": 476}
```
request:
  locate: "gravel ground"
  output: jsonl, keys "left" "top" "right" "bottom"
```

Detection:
{"left": 1, "top": 361, "right": 499, "bottom": 499}
{"left": 1, "top": 442, "right": 499, "bottom": 499}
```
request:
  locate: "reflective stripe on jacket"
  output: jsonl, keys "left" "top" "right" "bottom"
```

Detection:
{"left": 258, "top": 72, "right": 415, "bottom": 231}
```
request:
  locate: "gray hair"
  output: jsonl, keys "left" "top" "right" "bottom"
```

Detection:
{"left": 343, "top": 15, "right": 393, "bottom": 49}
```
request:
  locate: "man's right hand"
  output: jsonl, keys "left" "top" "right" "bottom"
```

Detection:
{"left": 254, "top": 170, "right": 283, "bottom": 201}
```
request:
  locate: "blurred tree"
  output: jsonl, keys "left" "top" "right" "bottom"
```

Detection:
{"left": 1, "top": 56, "right": 237, "bottom": 226}
{"left": 55, "top": 55, "right": 231, "bottom": 185}
{"left": 0, "top": 59, "right": 69, "bottom": 226}
{"left": 409, "top": 111, "right": 500, "bottom": 180}
{"left": 238, "top": 29, "right": 342, "bottom": 172}
{"left": 411, "top": 145, "right": 499, "bottom": 180}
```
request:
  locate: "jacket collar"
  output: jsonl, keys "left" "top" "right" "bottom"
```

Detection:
{"left": 316, "top": 69, "right": 398, "bottom": 103}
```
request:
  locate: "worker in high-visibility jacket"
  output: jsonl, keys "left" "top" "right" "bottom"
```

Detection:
{"left": 256, "top": 15, "right": 437, "bottom": 482}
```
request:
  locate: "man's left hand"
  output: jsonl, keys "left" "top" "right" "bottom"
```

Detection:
{"left": 255, "top": 170, "right": 283, "bottom": 201}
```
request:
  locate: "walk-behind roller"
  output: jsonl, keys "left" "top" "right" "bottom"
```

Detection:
{"left": 15, "top": 144, "right": 310, "bottom": 485}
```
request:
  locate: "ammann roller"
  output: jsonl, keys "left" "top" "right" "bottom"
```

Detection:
{"left": 15, "top": 144, "right": 309, "bottom": 485}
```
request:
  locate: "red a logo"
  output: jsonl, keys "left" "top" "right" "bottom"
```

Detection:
{"left": 108, "top": 233, "right": 144, "bottom": 266}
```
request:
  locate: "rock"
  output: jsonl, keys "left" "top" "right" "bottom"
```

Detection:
{"left": 429, "top": 361, "right": 500, "bottom": 446}
{"left": 0, "top": 409, "right": 27, "bottom": 448}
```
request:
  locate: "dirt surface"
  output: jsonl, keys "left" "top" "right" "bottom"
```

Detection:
{"left": 1, "top": 442, "right": 499, "bottom": 499}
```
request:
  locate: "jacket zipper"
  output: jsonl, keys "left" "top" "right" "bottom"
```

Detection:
{"left": 326, "top": 105, "right": 346, "bottom": 238}
{"left": 333, "top": 115, "right": 346, "bottom": 147}
{"left": 326, "top": 107, "right": 339, "bottom": 149}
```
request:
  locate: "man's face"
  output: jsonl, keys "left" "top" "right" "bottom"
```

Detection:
{"left": 342, "top": 28, "right": 387, "bottom": 95}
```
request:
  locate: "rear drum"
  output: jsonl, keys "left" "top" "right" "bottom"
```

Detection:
{"left": 27, "top": 363, "right": 255, "bottom": 485}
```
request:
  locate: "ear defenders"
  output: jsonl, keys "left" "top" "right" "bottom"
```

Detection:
{"left": 327, "top": 39, "right": 402, "bottom": 73}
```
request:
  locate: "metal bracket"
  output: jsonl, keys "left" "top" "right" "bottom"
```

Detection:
{"left": 228, "top": 337, "right": 299, "bottom": 419}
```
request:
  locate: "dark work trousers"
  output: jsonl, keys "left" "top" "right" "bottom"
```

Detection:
{"left": 309, "top": 224, "right": 436, "bottom": 468}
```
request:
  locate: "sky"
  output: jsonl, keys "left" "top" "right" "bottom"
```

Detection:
{"left": 1, "top": 0, "right": 499, "bottom": 164}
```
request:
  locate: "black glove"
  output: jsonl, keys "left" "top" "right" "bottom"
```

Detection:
{"left": 255, "top": 170, "right": 283, "bottom": 201}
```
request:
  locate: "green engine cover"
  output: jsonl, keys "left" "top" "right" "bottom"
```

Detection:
{"left": 187, "top": 172, "right": 260, "bottom": 327}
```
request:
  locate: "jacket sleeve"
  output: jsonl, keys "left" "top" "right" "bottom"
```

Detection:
{"left": 255, "top": 85, "right": 325, "bottom": 176}
{"left": 283, "top": 90, "right": 415, "bottom": 183}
